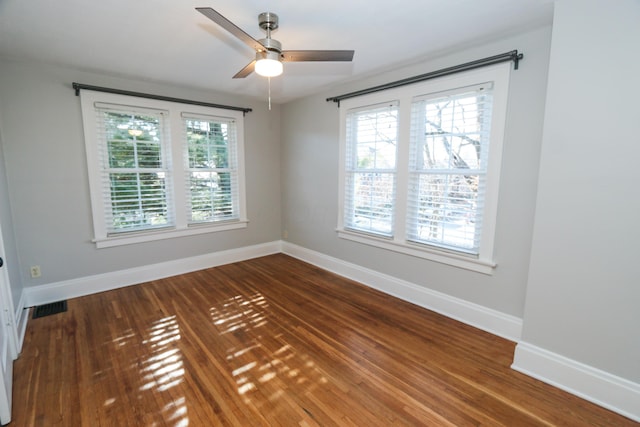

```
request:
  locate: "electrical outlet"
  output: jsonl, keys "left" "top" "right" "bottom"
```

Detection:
{"left": 30, "top": 265, "right": 41, "bottom": 278}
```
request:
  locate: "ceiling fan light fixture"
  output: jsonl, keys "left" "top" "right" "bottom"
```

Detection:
{"left": 255, "top": 51, "right": 283, "bottom": 77}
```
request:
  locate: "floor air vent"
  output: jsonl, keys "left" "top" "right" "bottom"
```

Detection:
{"left": 32, "top": 300, "right": 68, "bottom": 319}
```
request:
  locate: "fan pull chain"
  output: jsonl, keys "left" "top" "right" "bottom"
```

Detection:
{"left": 268, "top": 76, "right": 272, "bottom": 110}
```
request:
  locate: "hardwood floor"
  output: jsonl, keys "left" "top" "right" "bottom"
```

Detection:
{"left": 12, "top": 254, "right": 635, "bottom": 426}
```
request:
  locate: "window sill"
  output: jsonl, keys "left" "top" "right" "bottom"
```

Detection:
{"left": 94, "top": 220, "right": 249, "bottom": 248}
{"left": 337, "top": 229, "right": 496, "bottom": 275}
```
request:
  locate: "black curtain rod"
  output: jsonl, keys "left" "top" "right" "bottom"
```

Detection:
{"left": 326, "top": 50, "right": 523, "bottom": 106}
{"left": 72, "top": 83, "right": 252, "bottom": 115}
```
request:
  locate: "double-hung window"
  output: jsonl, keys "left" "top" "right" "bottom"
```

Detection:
{"left": 96, "top": 106, "right": 172, "bottom": 234}
{"left": 80, "top": 91, "right": 247, "bottom": 248}
{"left": 343, "top": 102, "right": 399, "bottom": 236}
{"left": 407, "top": 84, "right": 492, "bottom": 254}
{"left": 338, "top": 63, "right": 510, "bottom": 274}
{"left": 183, "top": 114, "right": 239, "bottom": 224}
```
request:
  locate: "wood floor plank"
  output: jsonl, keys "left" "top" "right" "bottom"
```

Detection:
{"left": 11, "top": 254, "right": 636, "bottom": 426}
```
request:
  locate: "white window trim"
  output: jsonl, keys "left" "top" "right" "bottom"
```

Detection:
{"left": 79, "top": 90, "right": 248, "bottom": 248}
{"left": 337, "top": 63, "right": 511, "bottom": 274}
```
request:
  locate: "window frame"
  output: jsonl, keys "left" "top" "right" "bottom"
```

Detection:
{"left": 182, "top": 112, "right": 241, "bottom": 225}
{"left": 337, "top": 63, "right": 511, "bottom": 274}
{"left": 343, "top": 101, "right": 399, "bottom": 237}
{"left": 80, "top": 90, "right": 247, "bottom": 248}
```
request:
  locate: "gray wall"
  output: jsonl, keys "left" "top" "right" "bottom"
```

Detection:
{"left": 521, "top": 0, "right": 640, "bottom": 382}
{"left": 0, "top": 0, "right": 637, "bottom": 406}
{"left": 0, "top": 60, "right": 282, "bottom": 289}
{"left": 282, "top": 26, "right": 552, "bottom": 318}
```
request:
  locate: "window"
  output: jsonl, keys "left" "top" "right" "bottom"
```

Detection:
{"left": 97, "top": 106, "right": 172, "bottom": 234}
{"left": 80, "top": 91, "right": 247, "bottom": 248}
{"left": 338, "top": 63, "right": 510, "bottom": 274}
{"left": 344, "top": 102, "right": 398, "bottom": 236}
{"left": 407, "top": 84, "right": 492, "bottom": 254}
{"left": 183, "top": 114, "right": 240, "bottom": 224}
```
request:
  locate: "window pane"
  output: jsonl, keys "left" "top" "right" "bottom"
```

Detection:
{"left": 189, "top": 171, "right": 235, "bottom": 222}
{"left": 184, "top": 117, "right": 238, "bottom": 224}
{"left": 186, "top": 120, "right": 230, "bottom": 169}
{"left": 107, "top": 140, "right": 135, "bottom": 168}
{"left": 347, "top": 105, "right": 398, "bottom": 169}
{"left": 108, "top": 172, "right": 169, "bottom": 231}
{"left": 421, "top": 93, "right": 490, "bottom": 171}
{"left": 136, "top": 142, "right": 162, "bottom": 168}
{"left": 346, "top": 172, "right": 395, "bottom": 235}
{"left": 104, "top": 111, "right": 162, "bottom": 169}
{"left": 352, "top": 109, "right": 397, "bottom": 170}
{"left": 408, "top": 173, "right": 480, "bottom": 251}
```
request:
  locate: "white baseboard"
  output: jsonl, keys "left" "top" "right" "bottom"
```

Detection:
{"left": 512, "top": 342, "right": 640, "bottom": 422}
{"left": 281, "top": 242, "right": 522, "bottom": 342}
{"left": 24, "top": 241, "right": 282, "bottom": 307}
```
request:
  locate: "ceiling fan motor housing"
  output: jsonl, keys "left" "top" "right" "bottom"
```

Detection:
{"left": 258, "top": 37, "right": 282, "bottom": 54}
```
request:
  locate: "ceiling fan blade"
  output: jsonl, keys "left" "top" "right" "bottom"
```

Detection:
{"left": 281, "top": 50, "right": 355, "bottom": 62}
{"left": 196, "top": 7, "right": 265, "bottom": 52}
{"left": 233, "top": 60, "right": 256, "bottom": 79}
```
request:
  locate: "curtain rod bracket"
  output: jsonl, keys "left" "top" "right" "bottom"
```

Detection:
{"left": 512, "top": 51, "right": 524, "bottom": 70}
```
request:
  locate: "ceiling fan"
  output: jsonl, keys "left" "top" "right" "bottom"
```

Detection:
{"left": 196, "top": 7, "right": 355, "bottom": 79}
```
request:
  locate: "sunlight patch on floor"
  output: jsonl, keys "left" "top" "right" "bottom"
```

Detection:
{"left": 210, "top": 293, "right": 269, "bottom": 335}
{"left": 140, "top": 315, "right": 189, "bottom": 426}
{"left": 209, "top": 293, "right": 330, "bottom": 408}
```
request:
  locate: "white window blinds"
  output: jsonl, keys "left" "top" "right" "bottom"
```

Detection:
{"left": 95, "top": 105, "right": 173, "bottom": 235}
{"left": 407, "top": 84, "right": 493, "bottom": 254}
{"left": 343, "top": 102, "right": 399, "bottom": 237}
{"left": 80, "top": 90, "right": 248, "bottom": 248}
{"left": 337, "top": 63, "right": 510, "bottom": 272}
{"left": 182, "top": 114, "right": 239, "bottom": 224}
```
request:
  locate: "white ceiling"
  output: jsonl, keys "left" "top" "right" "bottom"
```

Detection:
{"left": 0, "top": 0, "right": 553, "bottom": 103}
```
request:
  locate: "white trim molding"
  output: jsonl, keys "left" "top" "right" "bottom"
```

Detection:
{"left": 94, "top": 221, "right": 249, "bottom": 249}
{"left": 14, "top": 290, "right": 28, "bottom": 353}
{"left": 24, "top": 241, "right": 282, "bottom": 308}
{"left": 338, "top": 229, "right": 496, "bottom": 275}
{"left": 512, "top": 342, "right": 640, "bottom": 422}
{"left": 282, "top": 241, "right": 522, "bottom": 342}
